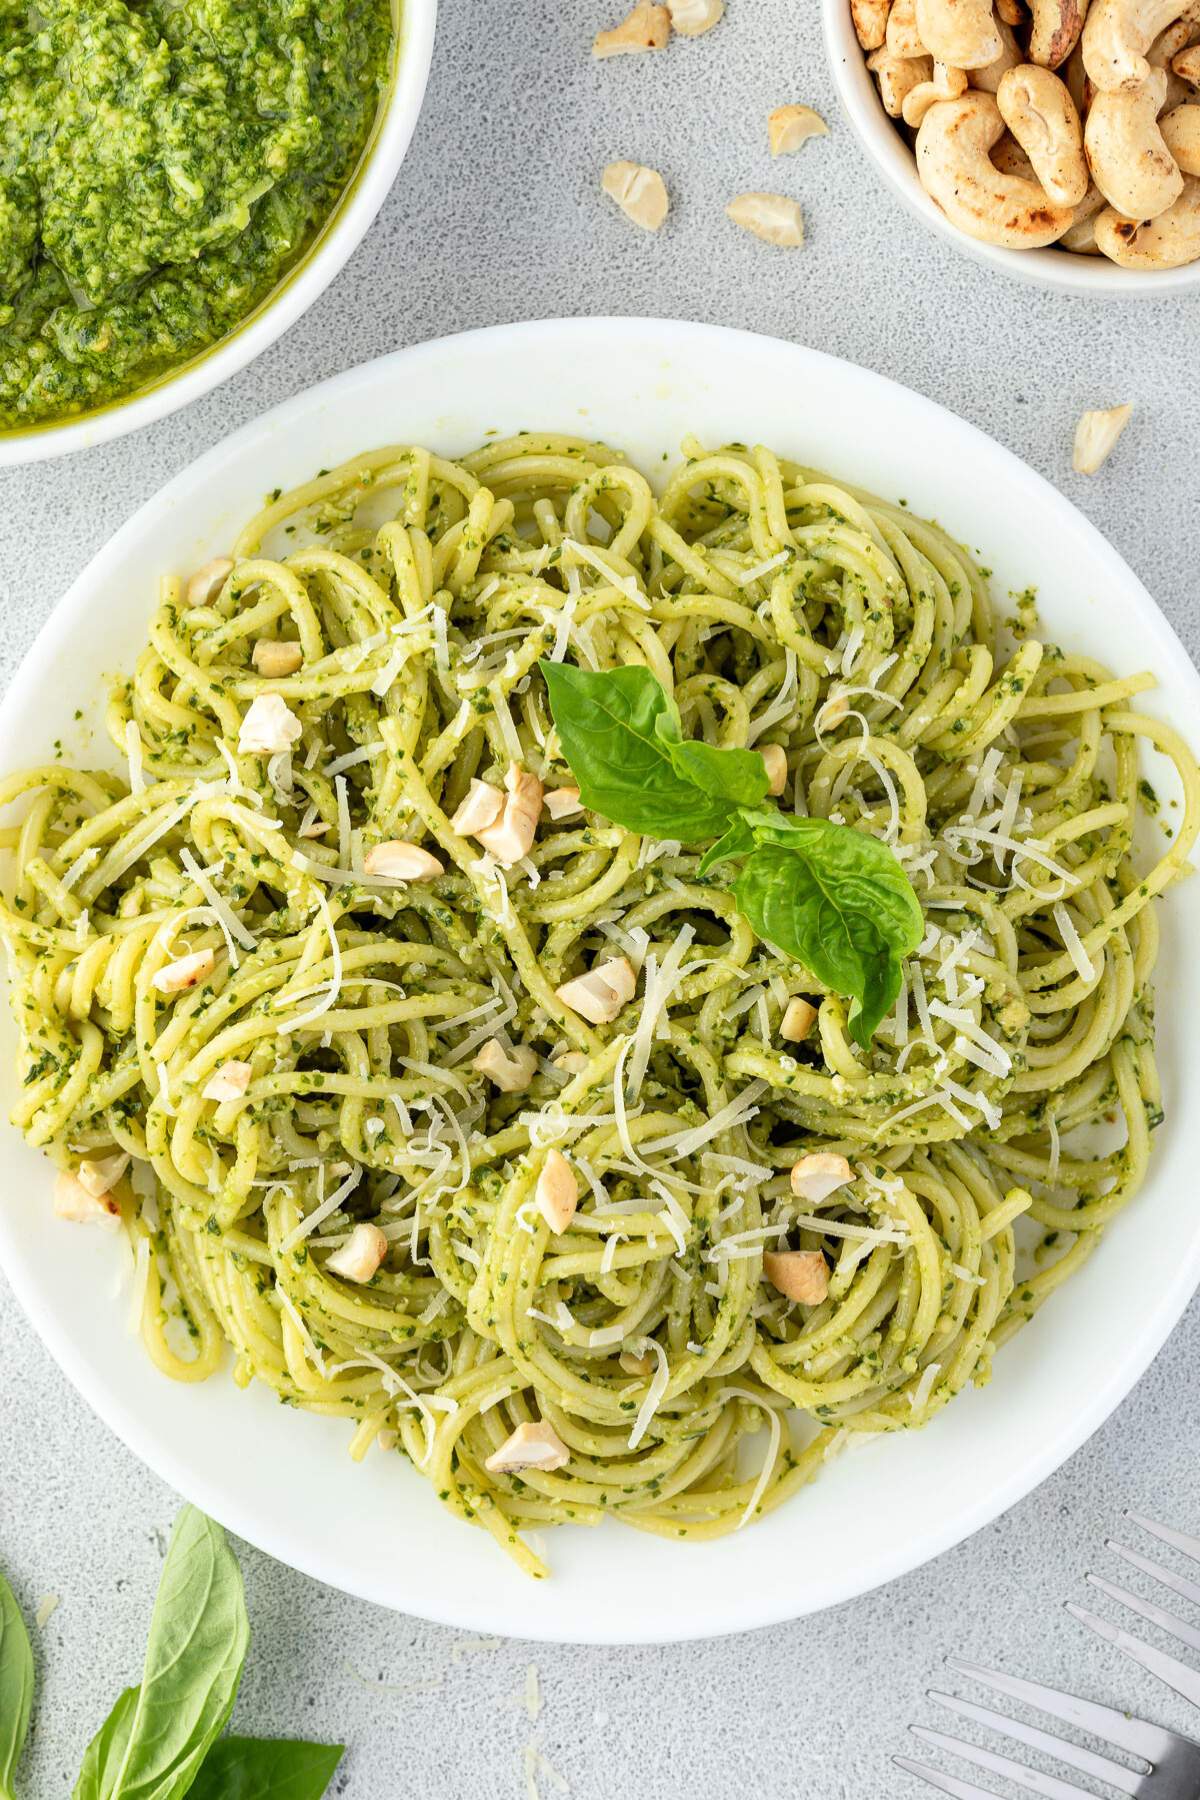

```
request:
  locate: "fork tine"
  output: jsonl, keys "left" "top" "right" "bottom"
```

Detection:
{"left": 893, "top": 1753, "right": 1004, "bottom": 1798}
{"left": 1128, "top": 1512, "right": 1200, "bottom": 1566}
{"left": 946, "top": 1656, "right": 1168, "bottom": 1762}
{"left": 1067, "top": 1601, "right": 1200, "bottom": 1711}
{"left": 1108, "top": 1536, "right": 1200, "bottom": 1610}
{"left": 929, "top": 1689, "right": 1145, "bottom": 1794}
{"left": 1087, "top": 1569, "right": 1200, "bottom": 1654}
{"left": 912, "top": 1725, "right": 1091, "bottom": 1798}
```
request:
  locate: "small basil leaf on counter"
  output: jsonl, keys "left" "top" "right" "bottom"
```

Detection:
{"left": 186, "top": 1737, "right": 344, "bottom": 1800}
{"left": 539, "top": 661, "right": 738, "bottom": 839}
{"left": 0, "top": 1574, "right": 34, "bottom": 1800}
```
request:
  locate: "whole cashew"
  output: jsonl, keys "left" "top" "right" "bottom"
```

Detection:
{"left": 1084, "top": 67, "right": 1184, "bottom": 213}
{"left": 1094, "top": 171, "right": 1200, "bottom": 258}
{"left": 916, "top": 0, "right": 1004, "bottom": 64}
{"left": 992, "top": 127, "right": 1040, "bottom": 168}
{"left": 1149, "top": 20, "right": 1197, "bottom": 102}
{"left": 915, "top": 91, "right": 1076, "bottom": 240}
{"left": 1082, "top": 0, "right": 1193, "bottom": 90}
{"left": 904, "top": 59, "right": 971, "bottom": 121}
{"left": 1063, "top": 38, "right": 1096, "bottom": 109}
{"left": 998, "top": 63, "right": 1089, "bottom": 200}
{"left": 1161, "top": 99, "right": 1200, "bottom": 167}
{"left": 1029, "top": 0, "right": 1089, "bottom": 66}
{"left": 888, "top": 0, "right": 929, "bottom": 56}
{"left": 869, "top": 45, "right": 935, "bottom": 110}
{"left": 970, "top": 17, "right": 1026, "bottom": 86}
{"left": 1059, "top": 180, "right": 1108, "bottom": 241}
{"left": 853, "top": 0, "right": 893, "bottom": 48}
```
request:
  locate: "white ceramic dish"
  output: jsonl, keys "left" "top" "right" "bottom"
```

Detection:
{"left": 2, "top": 318, "right": 1199, "bottom": 1643}
{"left": 0, "top": 0, "right": 437, "bottom": 468}
{"left": 821, "top": 0, "right": 1200, "bottom": 298}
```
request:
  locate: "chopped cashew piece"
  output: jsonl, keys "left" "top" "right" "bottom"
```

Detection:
{"left": 997, "top": 64, "right": 1088, "bottom": 205}
{"left": 1072, "top": 404, "right": 1133, "bottom": 472}
{"left": 763, "top": 1249, "right": 830, "bottom": 1305}
{"left": 593, "top": 2, "right": 670, "bottom": 56}
{"left": 916, "top": 0, "right": 1003, "bottom": 68}
{"left": 780, "top": 997, "right": 819, "bottom": 1042}
{"left": 667, "top": 0, "right": 724, "bottom": 33}
{"left": 726, "top": 192, "right": 805, "bottom": 245}
{"left": 186, "top": 558, "right": 233, "bottom": 608}
{"left": 535, "top": 1148, "right": 579, "bottom": 1233}
{"left": 916, "top": 92, "right": 1075, "bottom": 244}
{"left": 152, "top": 948, "right": 215, "bottom": 994}
{"left": 544, "top": 785, "right": 584, "bottom": 820}
{"left": 252, "top": 640, "right": 304, "bottom": 678}
{"left": 451, "top": 778, "right": 505, "bottom": 836}
{"left": 326, "top": 1222, "right": 388, "bottom": 1284}
{"left": 556, "top": 956, "right": 637, "bottom": 1024}
{"left": 552, "top": 1047, "right": 590, "bottom": 1075}
{"left": 203, "top": 1061, "right": 253, "bottom": 1103}
{"left": 619, "top": 1350, "right": 655, "bottom": 1375}
{"left": 852, "top": 0, "right": 893, "bottom": 49}
{"left": 76, "top": 1152, "right": 130, "bottom": 1197}
{"left": 473, "top": 765, "right": 545, "bottom": 866}
{"left": 760, "top": 743, "right": 788, "bottom": 795}
{"left": 473, "top": 1040, "right": 538, "bottom": 1092}
{"left": 54, "top": 1170, "right": 120, "bottom": 1227}
{"left": 768, "top": 104, "right": 830, "bottom": 154}
{"left": 363, "top": 841, "right": 444, "bottom": 881}
{"left": 602, "top": 161, "right": 670, "bottom": 231}
{"left": 790, "top": 1151, "right": 855, "bottom": 1202}
{"left": 1084, "top": 69, "right": 1182, "bottom": 216}
{"left": 238, "top": 692, "right": 303, "bottom": 755}
{"left": 869, "top": 47, "right": 935, "bottom": 113}
{"left": 485, "top": 1420, "right": 571, "bottom": 1474}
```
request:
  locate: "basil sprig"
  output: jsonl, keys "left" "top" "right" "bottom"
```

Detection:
{"left": 0, "top": 1506, "right": 343, "bottom": 1800}
{"left": 540, "top": 661, "right": 923, "bottom": 1047}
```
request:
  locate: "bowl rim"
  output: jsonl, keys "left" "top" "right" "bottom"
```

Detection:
{"left": 0, "top": 0, "right": 438, "bottom": 468}
{"left": 821, "top": 0, "right": 1200, "bottom": 298}
{"left": 3, "top": 317, "right": 1200, "bottom": 1642}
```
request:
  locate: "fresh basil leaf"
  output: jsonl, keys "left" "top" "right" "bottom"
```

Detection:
{"left": 731, "top": 817, "right": 923, "bottom": 1048}
{"left": 696, "top": 812, "right": 760, "bottom": 876}
{"left": 539, "top": 661, "right": 741, "bottom": 840}
{"left": 652, "top": 715, "right": 770, "bottom": 810}
{"left": 0, "top": 1574, "right": 33, "bottom": 1800}
{"left": 187, "top": 1736, "right": 343, "bottom": 1800}
{"left": 94, "top": 1507, "right": 250, "bottom": 1800}
{"left": 74, "top": 1687, "right": 139, "bottom": 1800}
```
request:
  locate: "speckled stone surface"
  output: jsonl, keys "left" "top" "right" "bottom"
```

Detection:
{"left": 1, "top": 2, "right": 1199, "bottom": 1795}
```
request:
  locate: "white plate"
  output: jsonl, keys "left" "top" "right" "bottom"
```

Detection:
{"left": 3, "top": 319, "right": 1198, "bottom": 1644}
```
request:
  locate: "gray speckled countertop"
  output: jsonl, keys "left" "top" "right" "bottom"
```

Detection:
{"left": 2, "top": 2, "right": 1199, "bottom": 1795}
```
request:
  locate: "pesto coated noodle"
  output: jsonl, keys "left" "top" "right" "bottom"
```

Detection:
{"left": 2, "top": 433, "right": 1196, "bottom": 1578}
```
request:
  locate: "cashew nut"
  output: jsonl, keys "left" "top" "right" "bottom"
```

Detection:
{"left": 760, "top": 743, "right": 789, "bottom": 795}
{"left": 1174, "top": 43, "right": 1200, "bottom": 81}
{"left": 997, "top": 0, "right": 1028, "bottom": 22}
{"left": 1084, "top": 68, "right": 1183, "bottom": 214}
{"left": 543, "top": 785, "right": 583, "bottom": 819}
{"left": 667, "top": 0, "right": 724, "bottom": 33}
{"left": 238, "top": 691, "right": 303, "bottom": 755}
{"left": 869, "top": 45, "right": 935, "bottom": 111}
{"left": 970, "top": 19, "right": 1025, "bottom": 90}
{"left": 602, "top": 161, "right": 670, "bottom": 230}
{"left": 472, "top": 1040, "right": 538, "bottom": 1092}
{"left": 484, "top": 1421, "right": 570, "bottom": 1475}
{"left": 768, "top": 104, "right": 830, "bottom": 154}
{"left": 252, "top": 639, "right": 303, "bottom": 677}
{"left": 726, "top": 191, "right": 805, "bottom": 245}
{"left": 916, "top": 0, "right": 1003, "bottom": 67}
{"left": 1083, "top": 0, "right": 1193, "bottom": 90}
{"left": 152, "top": 948, "right": 216, "bottom": 994}
{"left": 1161, "top": 99, "right": 1200, "bottom": 168}
{"left": 202, "top": 1061, "right": 253, "bottom": 1102}
{"left": 916, "top": 91, "right": 1076, "bottom": 241}
{"left": 1094, "top": 170, "right": 1200, "bottom": 259}
{"left": 888, "top": 0, "right": 930, "bottom": 56}
{"left": 186, "top": 558, "right": 233, "bottom": 608}
{"left": 1072, "top": 403, "right": 1133, "bottom": 471}
{"left": 763, "top": 1249, "right": 830, "bottom": 1305}
{"left": 1150, "top": 18, "right": 1199, "bottom": 102}
{"left": 1058, "top": 178, "right": 1107, "bottom": 242}
{"left": 363, "top": 841, "right": 445, "bottom": 881}
{"left": 535, "top": 1148, "right": 579, "bottom": 1234}
{"left": 997, "top": 64, "right": 1088, "bottom": 202}
{"left": 904, "top": 60, "right": 971, "bottom": 124}
{"left": 852, "top": 0, "right": 893, "bottom": 47}
{"left": 326, "top": 1223, "right": 388, "bottom": 1285}
{"left": 1062, "top": 37, "right": 1096, "bottom": 109}
{"left": 1029, "top": 0, "right": 1088, "bottom": 67}
{"left": 790, "top": 1152, "right": 855, "bottom": 1201}
{"left": 593, "top": 2, "right": 670, "bottom": 56}
{"left": 991, "top": 128, "right": 1039, "bottom": 170}
{"left": 474, "top": 764, "right": 544, "bottom": 866}
{"left": 780, "top": 997, "right": 818, "bottom": 1041}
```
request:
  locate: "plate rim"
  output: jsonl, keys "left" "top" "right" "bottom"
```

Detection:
{"left": 3, "top": 315, "right": 1199, "bottom": 1643}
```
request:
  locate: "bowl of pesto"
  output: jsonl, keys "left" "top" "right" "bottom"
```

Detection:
{"left": 0, "top": 0, "right": 436, "bottom": 462}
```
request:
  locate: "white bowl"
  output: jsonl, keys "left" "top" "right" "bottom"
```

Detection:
{"left": 821, "top": 0, "right": 1200, "bottom": 297}
{"left": 3, "top": 318, "right": 1200, "bottom": 1643}
{"left": 0, "top": 0, "right": 437, "bottom": 467}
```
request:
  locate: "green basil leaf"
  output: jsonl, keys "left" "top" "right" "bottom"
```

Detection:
{"left": 0, "top": 1573, "right": 34, "bottom": 1800}
{"left": 652, "top": 716, "right": 770, "bottom": 810}
{"left": 186, "top": 1737, "right": 343, "bottom": 1800}
{"left": 96, "top": 1507, "right": 250, "bottom": 1800}
{"left": 74, "top": 1687, "right": 139, "bottom": 1800}
{"left": 731, "top": 817, "right": 923, "bottom": 1048}
{"left": 539, "top": 661, "right": 741, "bottom": 840}
{"left": 696, "top": 812, "right": 760, "bottom": 876}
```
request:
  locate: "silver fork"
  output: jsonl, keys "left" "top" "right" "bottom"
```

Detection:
{"left": 896, "top": 1513, "right": 1200, "bottom": 1798}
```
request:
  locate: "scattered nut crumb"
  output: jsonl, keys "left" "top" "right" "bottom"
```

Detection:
{"left": 602, "top": 160, "right": 670, "bottom": 229}
{"left": 667, "top": 0, "right": 724, "bottom": 35}
{"left": 768, "top": 103, "right": 829, "bottom": 155}
{"left": 726, "top": 191, "right": 804, "bottom": 246}
{"left": 1072, "top": 404, "right": 1132, "bottom": 475}
{"left": 593, "top": 2, "right": 670, "bottom": 57}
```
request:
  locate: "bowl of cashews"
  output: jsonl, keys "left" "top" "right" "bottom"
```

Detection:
{"left": 823, "top": 0, "right": 1200, "bottom": 292}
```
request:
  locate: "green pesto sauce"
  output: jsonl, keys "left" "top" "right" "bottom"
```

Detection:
{"left": 0, "top": 0, "right": 392, "bottom": 431}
